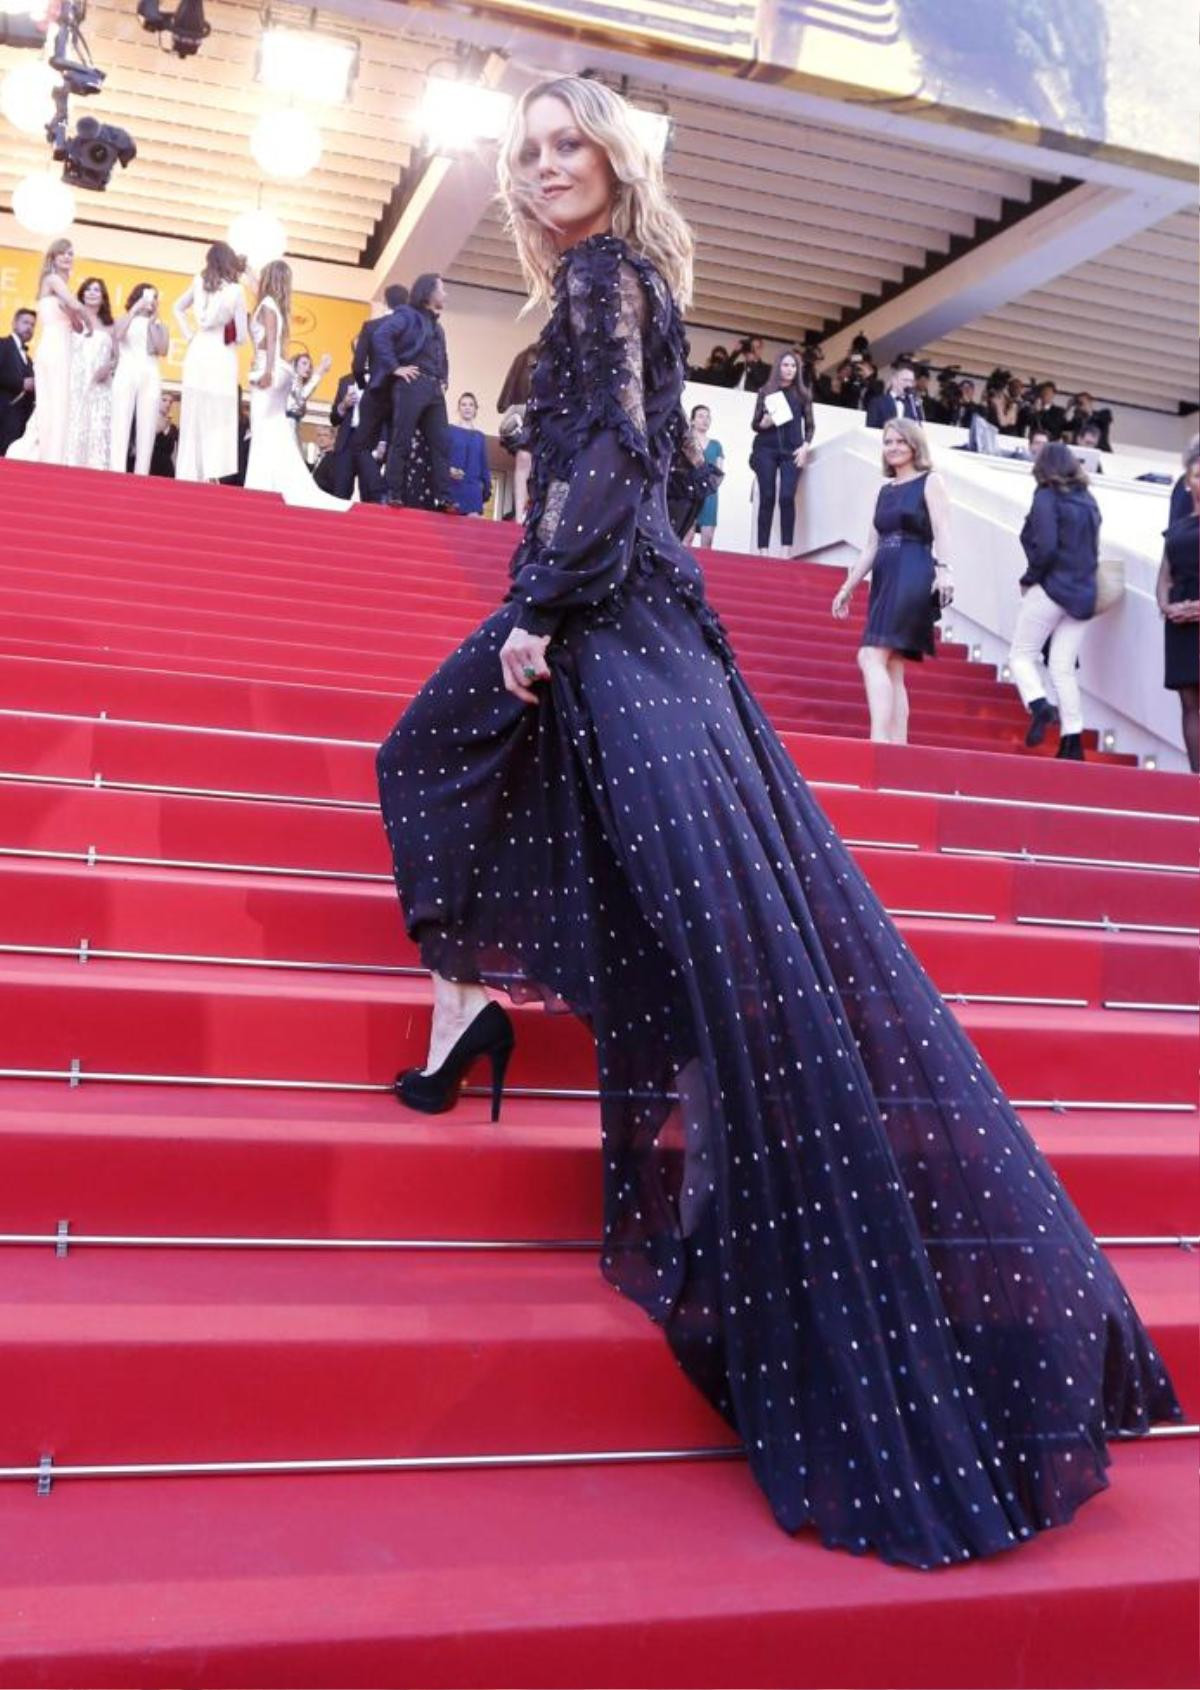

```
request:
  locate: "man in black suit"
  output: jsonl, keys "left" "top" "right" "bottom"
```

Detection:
{"left": 730, "top": 335, "right": 771, "bottom": 392}
{"left": 865, "top": 362, "right": 925, "bottom": 429}
{"left": 382, "top": 271, "right": 454, "bottom": 511}
{"left": 351, "top": 283, "right": 420, "bottom": 501}
{"left": 1022, "top": 381, "right": 1069, "bottom": 441}
{"left": 0, "top": 306, "right": 36, "bottom": 455}
{"left": 320, "top": 341, "right": 381, "bottom": 500}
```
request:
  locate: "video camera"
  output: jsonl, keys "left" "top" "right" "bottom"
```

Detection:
{"left": 137, "top": 0, "right": 210, "bottom": 58}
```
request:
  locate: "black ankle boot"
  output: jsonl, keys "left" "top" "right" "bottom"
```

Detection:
{"left": 394, "top": 1001, "right": 515, "bottom": 1121}
{"left": 1055, "top": 733, "right": 1085, "bottom": 761}
{"left": 1024, "top": 698, "right": 1060, "bottom": 747}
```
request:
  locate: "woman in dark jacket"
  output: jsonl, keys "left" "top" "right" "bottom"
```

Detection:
{"left": 1008, "top": 442, "right": 1101, "bottom": 759}
{"left": 748, "top": 348, "right": 814, "bottom": 555}
{"left": 1156, "top": 446, "right": 1200, "bottom": 771}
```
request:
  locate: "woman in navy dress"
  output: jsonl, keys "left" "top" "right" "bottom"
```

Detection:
{"left": 1156, "top": 447, "right": 1199, "bottom": 772}
{"left": 832, "top": 419, "right": 950, "bottom": 743}
{"left": 376, "top": 76, "right": 1180, "bottom": 1569}
{"left": 447, "top": 391, "right": 493, "bottom": 516}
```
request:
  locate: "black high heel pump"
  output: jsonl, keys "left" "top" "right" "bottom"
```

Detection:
{"left": 393, "top": 1000, "right": 515, "bottom": 1121}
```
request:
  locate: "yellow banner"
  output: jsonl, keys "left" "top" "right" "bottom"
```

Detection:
{"left": 0, "top": 244, "right": 366, "bottom": 403}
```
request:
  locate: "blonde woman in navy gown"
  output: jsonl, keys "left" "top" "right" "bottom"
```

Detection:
{"left": 376, "top": 76, "right": 1180, "bottom": 1569}
{"left": 833, "top": 418, "right": 950, "bottom": 743}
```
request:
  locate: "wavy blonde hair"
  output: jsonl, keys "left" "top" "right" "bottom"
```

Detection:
{"left": 881, "top": 418, "right": 933, "bottom": 476}
{"left": 255, "top": 260, "right": 292, "bottom": 341}
{"left": 37, "top": 238, "right": 73, "bottom": 297}
{"left": 497, "top": 76, "right": 693, "bottom": 312}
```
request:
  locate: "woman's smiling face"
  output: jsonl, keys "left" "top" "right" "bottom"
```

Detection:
{"left": 514, "top": 95, "right": 614, "bottom": 246}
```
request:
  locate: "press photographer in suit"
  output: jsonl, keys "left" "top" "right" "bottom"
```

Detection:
{"left": 0, "top": 306, "right": 36, "bottom": 455}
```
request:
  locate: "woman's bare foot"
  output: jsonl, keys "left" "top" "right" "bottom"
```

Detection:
{"left": 425, "top": 976, "right": 491, "bottom": 1072}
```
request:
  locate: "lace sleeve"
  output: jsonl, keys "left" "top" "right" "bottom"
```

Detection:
{"left": 510, "top": 250, "right": 655, "bottom": 636}
{"left": 537, "top": 261, "right": 647, "bottom": 548}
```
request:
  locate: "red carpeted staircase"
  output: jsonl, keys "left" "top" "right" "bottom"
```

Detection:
{"left": 0, "top": 461, "right": 1196, "bottom": 1689}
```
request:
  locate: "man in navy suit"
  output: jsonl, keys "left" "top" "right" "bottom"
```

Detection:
{"left": 351, "top": 283, "right": 425, "bottom": 499}
{"left": 865, "top": 362, "right": 925, "bottom": 429}
{"left": 0, "top": 305, "right": 36, "bottom": 456}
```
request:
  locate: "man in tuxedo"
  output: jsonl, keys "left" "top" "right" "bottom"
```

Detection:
{"left": 0, "top": 306, "right": 36, "bottom": 455}
{"left": 865, "top": 362, "right": 925, "bottom": 429}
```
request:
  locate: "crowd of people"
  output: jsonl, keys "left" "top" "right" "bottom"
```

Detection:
{"left": 0, "top": 240, "right": 494, "bottom": 520}
{"left": 691, "top": 329, "right": 1118, "bottom": 455}
{"left": 1, "top": 235, "right": 1192, "bottom": 767}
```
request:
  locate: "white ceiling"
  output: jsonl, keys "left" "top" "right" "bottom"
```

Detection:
{"left": 919, "top": 207, "right": 1198, "bottom": 411}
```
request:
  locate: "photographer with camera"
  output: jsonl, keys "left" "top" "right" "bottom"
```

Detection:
{"left": 985, "top": 370, "right": 1025, "bottom": 436}
{"left": 729, "top": 335, "right": 771, "bottom": 393}
{"left": 1022, "top": 380, "right": 1068, "bottom": 441}
{"left": 1067, "top": 393, "right": 1113, "bottom": 453}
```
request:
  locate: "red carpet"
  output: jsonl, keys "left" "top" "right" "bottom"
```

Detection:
{"left": 0, "top": 461, "right": 1196, "bottom": 1688}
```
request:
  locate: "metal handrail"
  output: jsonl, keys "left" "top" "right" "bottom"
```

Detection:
{"left": 7, "top": 1428, "right": 1195, "bottom": 1492}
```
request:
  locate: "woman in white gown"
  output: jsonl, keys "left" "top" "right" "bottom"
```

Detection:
{"left": 110, "top": 283, "right": 167, "bottom": 474}
{"left": 10, "top": 239, "right": 89, "bottom": 465}
{"left": 66, "top": 276, "right": 116, "bottom": 470}
{"left": 245, "top": 262, "right": 349, "bottom": 513}
{"left": 174, "top": 242, "right": 247, "bottom": 482}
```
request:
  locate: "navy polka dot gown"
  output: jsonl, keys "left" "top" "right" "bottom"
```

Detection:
{"left": 377, "top": 234, "right": 1181, "bottom": 1568}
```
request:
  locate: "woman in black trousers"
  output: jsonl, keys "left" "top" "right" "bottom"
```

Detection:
{"left": 1157, "top": 447, "right": 1200, "bottom": 771}
{"left": 749, "top": 349, "right": 813, "bottom": 556}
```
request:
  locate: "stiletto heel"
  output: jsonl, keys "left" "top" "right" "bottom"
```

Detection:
{"left": 488, "top": 1040, "right": 514, "bottom": 1122}
{"left": 393, "top": 1000, "right": 515, "bottom": 1118}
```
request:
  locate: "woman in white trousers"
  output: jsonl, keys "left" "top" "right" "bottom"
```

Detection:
{"left": 1009, "top": 443, "right": 1101, "bottom": 761}
{"left": 110, "top": 284, "right": 167, "bottom": 474}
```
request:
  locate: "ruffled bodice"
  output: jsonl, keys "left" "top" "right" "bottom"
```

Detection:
{"left": 507, "top": 233, "right": 708, "bottom": 638}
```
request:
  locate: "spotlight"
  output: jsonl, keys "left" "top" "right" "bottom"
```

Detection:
{"left": 0, "top": 59, "right": 57, "bottom": 131}
{"left": 1102, "top": 730, "right": 1116, "bottom": 750}
{"left": 257, "top": 23, "right": 357, "bottom": 103}
{"left": 419, "top": 74, "right": 511, "bottom": 152}
{"left": 228, "top": 208, "right": 286, "bottom": 268}
{"left": 627, "top": 106, "right": 671, "bottom": 162}
{"left": 1144, "top": 756, "right": 1157, "bottom": 771}
{"left": 137, "top": 0, "right": 209, "bottom": 58}
{"left": 971, "top": 644, "right": 982, "bottom": 661}
{"left": 11, "top": 168, "right": 76, "bottom": 234}
{"left": 251, "top": 108, "right": 322, "bottom": 180}
{"left": 55, "top": 112, "right": 136, "bottom": 189}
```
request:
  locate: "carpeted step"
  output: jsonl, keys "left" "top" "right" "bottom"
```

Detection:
{"left": 0, "top": 956, "right": 1193, "bottom": 1102}
{"left": 0, "top": 1246, "right": 1192, "bottom": 1467}
{"left": 0, "top": 1082, "right": 1194, "bottom": 1240}
{"left": 0, "top": 1442, "right": 1194, "bottom": 1688}
{"left": 0, "top": 860, "right": 1193, "bottom": 1008}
